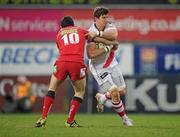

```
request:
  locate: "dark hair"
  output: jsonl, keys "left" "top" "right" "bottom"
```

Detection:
{"left": 61, "top": 16, "right": 74, "bottom": 28}
{"left": 93, "top": 6, "right": 109, "bottom": 18}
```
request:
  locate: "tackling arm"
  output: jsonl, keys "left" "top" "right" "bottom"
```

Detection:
{"left": 93, "top": 37, "right": 119, "bottom": 46}
{"left": 88, "top": 28, "right": 118, "bottom": 41}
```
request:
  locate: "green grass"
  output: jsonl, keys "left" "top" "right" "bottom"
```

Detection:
{"left": 0, "top": 113, "right": 180, "bottom": 137}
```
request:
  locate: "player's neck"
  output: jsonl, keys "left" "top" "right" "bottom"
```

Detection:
{"left": 95, "top": 23, "right": 104, "bottom": 31}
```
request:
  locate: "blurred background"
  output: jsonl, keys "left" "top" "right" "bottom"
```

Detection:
{"left": 0, "top": 0, "right": 180, "bottom": 114}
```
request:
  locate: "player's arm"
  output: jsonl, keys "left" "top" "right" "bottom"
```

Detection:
{"left": 99, "top": 28, "right": 118, "bottom": 41}
{"left": 86, "top": 42, "right": 112, "bottom": 59}
{"left": 88, "top": 28, "right": 118, "bottom": 41}
{"left": 93, "top": 37, "right": 119, "bottom": 46}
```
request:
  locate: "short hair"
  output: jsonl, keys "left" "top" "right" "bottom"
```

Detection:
{"left": 61, "top": 16, "right": 74, "bottom": 28}
{"left": 93, "top": 6, "right": 109, "bottom": 18}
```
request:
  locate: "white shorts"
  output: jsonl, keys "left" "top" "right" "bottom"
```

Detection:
{"left": 90, "top": 64, "right": 126, "bottom": 93}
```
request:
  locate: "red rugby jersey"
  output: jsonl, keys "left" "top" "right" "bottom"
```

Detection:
{"left": 56, "top": 26, "right": 88, "bottom": 63}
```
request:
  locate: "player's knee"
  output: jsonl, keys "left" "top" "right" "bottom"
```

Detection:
{"left": 111, "top": 90, "right": 120, "bottom": 99}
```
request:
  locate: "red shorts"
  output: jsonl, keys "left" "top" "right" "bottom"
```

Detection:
{"left": 53, "top": 61, "right": 87, "bottom": 81}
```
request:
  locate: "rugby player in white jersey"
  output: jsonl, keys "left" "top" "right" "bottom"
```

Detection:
{"left": 87, "top": 6, "right": 133, "bottom": 126}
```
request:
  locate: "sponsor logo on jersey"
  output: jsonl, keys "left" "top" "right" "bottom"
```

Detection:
{"left": 100, "top": 72, "right": 108, "bottom": 79}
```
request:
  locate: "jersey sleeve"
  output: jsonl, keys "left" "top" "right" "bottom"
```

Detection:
{"left": 79, "top": 28, "right": 89, "bottom": 40}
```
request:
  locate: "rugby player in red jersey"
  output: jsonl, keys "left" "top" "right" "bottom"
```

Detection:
{"left": 35, "top": 16, "right": 88, "bottom": 128}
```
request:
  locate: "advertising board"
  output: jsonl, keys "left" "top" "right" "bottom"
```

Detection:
{"left": 0, "top": 9, "right": 180, "bottom": 41}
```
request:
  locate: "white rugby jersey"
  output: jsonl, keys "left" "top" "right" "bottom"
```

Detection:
{"left": 88, "top": 22, "right": 118, "bottom": 70}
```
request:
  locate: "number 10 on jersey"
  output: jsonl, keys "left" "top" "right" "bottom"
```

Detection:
{"left": 62, "top": 33, "right": 80, "bottom": 45}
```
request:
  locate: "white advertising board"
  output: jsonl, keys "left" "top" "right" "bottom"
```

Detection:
{"left": 0, "top": 43, "right": 58, "bottom": 75}
{"left": 0, "top": 43, "right": 134, "bottom": 76}
{"left": 115, "top": 43, "right": 134, "bottom": 75}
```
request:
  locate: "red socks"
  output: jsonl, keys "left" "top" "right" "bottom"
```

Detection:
{"left": 67, "top": 97, "right": 82, "bottom": 123}
{"left": 41, "top": 91, "right": 55, "bottom": 119}
{"left": 112, "top": 100, "right": 126, "bottom": 117}
{"left": 41, "top": 91, "right": 82, "bottom": 123}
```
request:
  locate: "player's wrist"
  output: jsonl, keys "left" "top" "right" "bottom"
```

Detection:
{"left": 104, "top": 45, "right": 113, "bottom": 53}
{"left": 96, "top": 31, "right": 100, "bottom": 36}
{"left": 99, "top": 31, "right": 103, "bottom": 37}
{"left": 96, "top": 31, "right": 103, "bottom": 37}
{"left": 104, "top": 46, "right": 110, "bottom": 53}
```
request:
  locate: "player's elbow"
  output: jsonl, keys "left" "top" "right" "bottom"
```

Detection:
{"left": 110, "top": 34, "right": 118, "bottom": 41}
{"left": 104, "top": 30, "right": 118, "bottom": 41}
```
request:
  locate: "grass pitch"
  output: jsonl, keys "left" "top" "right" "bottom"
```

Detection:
{"left": 0, "top": 113, "right": 179, "bottom": 137}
